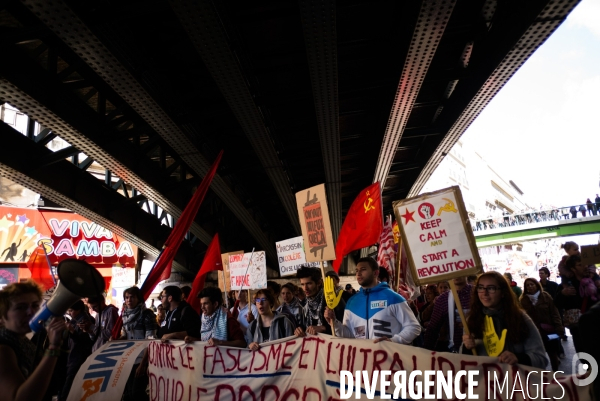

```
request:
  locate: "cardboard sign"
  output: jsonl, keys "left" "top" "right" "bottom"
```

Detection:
{"left": 295, "top": 184, "right": 335, "bottom": 262}
{"left": 229, "top": 251, "right": 267, "bottom": 290}
{"left": 276, "top": 236, "right": 319, "bottom": 276}
{"left": 581, "top": 245, "right": 600, "bottom": 266}
{"left": 218, "top": 251, "right": 243, "bottom": 292}
{"left": 393, "top": 186, "right": 482, "bottom": 285}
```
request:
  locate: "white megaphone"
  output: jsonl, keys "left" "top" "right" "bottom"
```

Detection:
{"left": 30, "top": 259, "right": 105, "bottom": 333}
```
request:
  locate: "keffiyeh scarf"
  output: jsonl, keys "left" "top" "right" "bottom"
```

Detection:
{"left": 122, "top": 303, "right": 144, "bottom": 333}
{"left": 201, "top": 306, "right": 228, "bottom": 341}
{"left": 305, "top": 289, "right": 325, "bottom": 327}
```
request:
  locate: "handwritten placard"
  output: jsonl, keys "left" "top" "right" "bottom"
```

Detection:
{"left": 393, "top": 186, "right": 482, "bottom": 285}
{"left": 228, "top": 251, "right": 267, "bottom": 290}
{"left": 276, "top": 236, "right": 319, "bottom": 277}
{"left": 218, "top": 251, "right": 243, "bottom": 292}
{"left": 295, "top": 184, "right": 335, "bottom": 262}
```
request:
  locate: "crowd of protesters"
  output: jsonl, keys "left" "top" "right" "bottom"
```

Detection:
{"left": 1, "top": 244, "right": 599, "bottom": 401}
{"left": 472, "top": 196, "right": 600, "bottom": 231}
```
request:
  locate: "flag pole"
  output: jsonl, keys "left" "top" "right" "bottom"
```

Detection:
{"left": 222, "top": 270, "right": 229, "bottom": 309}
{"left": 395, "top": 238, "right": 402, "bottom": 292}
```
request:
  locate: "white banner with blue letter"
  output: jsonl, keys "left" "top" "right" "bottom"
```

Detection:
{"left": 66, "top": 339, "right": 150, "bottom": 401}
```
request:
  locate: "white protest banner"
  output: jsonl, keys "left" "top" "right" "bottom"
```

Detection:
{"left": 229, "top": 250, "right": 267, "bottom": 290}
{"left": 147, "top": 336, "right": 590, "bottom": 401}
{"left": 276, "top": 236, "right": 319, "bottom": 276}
{"left": 393, "top": 186, "right": 482, "bottom": 285}
{"left": 66, "top": 340, "right": 150, "bottom": 401}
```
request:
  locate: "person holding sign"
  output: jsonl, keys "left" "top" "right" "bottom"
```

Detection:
{"left": 461, "top": 272, "right": 548, "bottom": 369}
{"left": 277, "top": 283, "right": 306, "bottom": 330}
{"left": 294, "top": 267, "right": 345, "bottom": 336}
{"left": 247, "top": 289, "right": 295, "bottom": 350}
{"left": 324, "top": 258, "right": 420, "bottom": 343}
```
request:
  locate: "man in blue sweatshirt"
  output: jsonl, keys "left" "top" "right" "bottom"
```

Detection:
{"left": 325, "top": 257, "right": 421, "bottom": 344}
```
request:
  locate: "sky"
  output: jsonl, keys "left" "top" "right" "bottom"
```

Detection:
{"left": 461, "top": 0, "right": 600, "bottom": 209}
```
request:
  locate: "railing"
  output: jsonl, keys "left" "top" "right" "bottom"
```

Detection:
{"left": 471, "top": 204, "right": 600, "bottom": 231}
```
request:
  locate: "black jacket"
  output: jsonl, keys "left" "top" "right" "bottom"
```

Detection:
{"left": 158, "top": 301, "right": 201, "bottom": 338}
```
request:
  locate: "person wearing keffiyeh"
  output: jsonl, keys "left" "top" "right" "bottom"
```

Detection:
{"left": 277, "top": 283, "right": 305, "bottom": 330}
{"left": 293, "top": 266, "right": 345, "bottom": 336}
{"left": 184, "top": 286, "right": 246, "bottom": 348}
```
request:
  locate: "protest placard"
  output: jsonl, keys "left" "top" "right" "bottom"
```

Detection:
{"left": 276, "top": 236, "right": 319, "bottom": 276}
{"left": 581, "top": 244, "right": 600, "bottom": 266}
{"left": 144, "top": 336, "right": 588, "bottom": 401}
{"left": 218, "top": 251, "right": 243, "bottom": 292}
{"left": 393, "top": 186, "right": 482, "bottom": 285}
{"left": 296, "top": 184, "right": 335, "bottom": 262}
{"left": 229, "top": 251, "right": 267, "bottom": 290}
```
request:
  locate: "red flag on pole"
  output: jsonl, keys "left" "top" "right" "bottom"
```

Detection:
{"left": 26, "top": 244, "right": 55, "bottom": 291}
{"left": 188, "top": 233, "right": 222, "bottom": 314}
{"left": 111, "top": 150, "right": 223, "bottom": 339}
{"left": 332, "top": 182, "right": 383, "bottom": 272}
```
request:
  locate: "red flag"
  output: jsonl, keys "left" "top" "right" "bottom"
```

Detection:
{"left": 26, "top": 244, "right": 55, "bottom": 290}
{"left": 332, "top": 182, "right": 383, "bottom": 272}
{"left": 188, "top": 233, "right": 222, "bottom": 314}
{"left": 111, "top": 150, "right": 223, "bottom": 339}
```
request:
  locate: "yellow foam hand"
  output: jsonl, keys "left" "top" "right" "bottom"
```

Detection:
{"left": 324, "top": 276, "right": 343, "bottom": 310}
{"left": 483, "top": 315, "right": 507, "bottom": 357}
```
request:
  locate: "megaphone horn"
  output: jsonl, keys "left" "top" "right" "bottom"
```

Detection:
{"left": 30, "top": 259, "right": 106, "bottom": 333}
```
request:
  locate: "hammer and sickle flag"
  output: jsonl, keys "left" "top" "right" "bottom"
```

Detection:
{"left": 333, "top": 182, "right": 383, "bottom": 272}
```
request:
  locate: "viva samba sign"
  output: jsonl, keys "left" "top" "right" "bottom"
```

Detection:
{"left": 0, "top": 206, "right": 137, "bottom": 267}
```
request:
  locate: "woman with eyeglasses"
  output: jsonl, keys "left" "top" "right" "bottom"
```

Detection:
{"left": 462, "top": 272, "right": 548, "bottom": 369}
{"left": 246, "top": 289, "right": 295, "bottom": 351}
{"left": 519, "top": 278, "right": 564, "bottom": 371}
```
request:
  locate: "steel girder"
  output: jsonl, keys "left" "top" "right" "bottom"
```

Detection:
{"left": 408, "top": 0, "right": 580, "bottom": 196}
{"left": 17, "top": 0, "right": 278, "bottom": 262}
{"left": 373, "top": 0, "right": 456, "bottom": 188}
{"left": 0, "top": 45, "right": 214, "bottom": 248}
{"left": 169, "top": 0, "right": 300, "bottom": 236}
{"left": 299, "top": 0, "right": 341, "bottom": 242}
{"left": 0, "top": 120, "right": 192, "bottom": 272}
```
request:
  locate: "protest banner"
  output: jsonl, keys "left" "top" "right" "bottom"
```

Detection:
{"left": 581, "top": 244, "right": 600, "bottom": 266}
{"left": 296, "top": 184, "right": 335, "bottom": 262}
{"left": 218, "top": 251, "right": 243, "bottom": 292}
{"left": 145, "top": 335, "right": 591, "bottom": 401}
{"left": 276, "top": 236, "right": 319, "bottom": 277}
{"left": 392, "top": 186, "right": 482, "bottom": 285}
{"left": 229, "top": 251, "right": 267, "bottom": 290}
{"left": 66, "top": 340, "right": 150, "bottom": 401}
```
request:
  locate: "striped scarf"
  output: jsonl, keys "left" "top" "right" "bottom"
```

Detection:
{"left": 201, "top": 306, "right": 228, "bottom": 341}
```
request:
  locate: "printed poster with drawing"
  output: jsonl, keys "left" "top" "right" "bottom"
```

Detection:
{"left": 295, "top": 184, "right": 335, "bottom": 262}
{"left": 392, "top": 186, "right": 482, "bottom": 285}
{"left": 228, "top": 251, "right": 267, "bottom": 290}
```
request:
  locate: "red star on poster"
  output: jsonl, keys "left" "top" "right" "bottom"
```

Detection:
{"left": 401, "top": 208, "right": 416, "bottom": 225}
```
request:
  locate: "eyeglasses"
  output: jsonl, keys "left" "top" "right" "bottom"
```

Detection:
{"left": 476, "top": 285, "right": 498, "bottom": 294}
{"left": 255, "top": 298, "right": 268, "bottom": 303}
{"left": 160, "top": 294, "right": 168, "bottom": 299}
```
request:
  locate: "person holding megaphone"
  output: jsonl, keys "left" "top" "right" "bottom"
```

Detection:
{"left": 0, "top": 280, "right": 67, "bottom": 401}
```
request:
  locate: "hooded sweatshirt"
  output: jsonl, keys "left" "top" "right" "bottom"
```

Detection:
{"left": 332, "top": 282, "right": 421, "bottom": 344}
